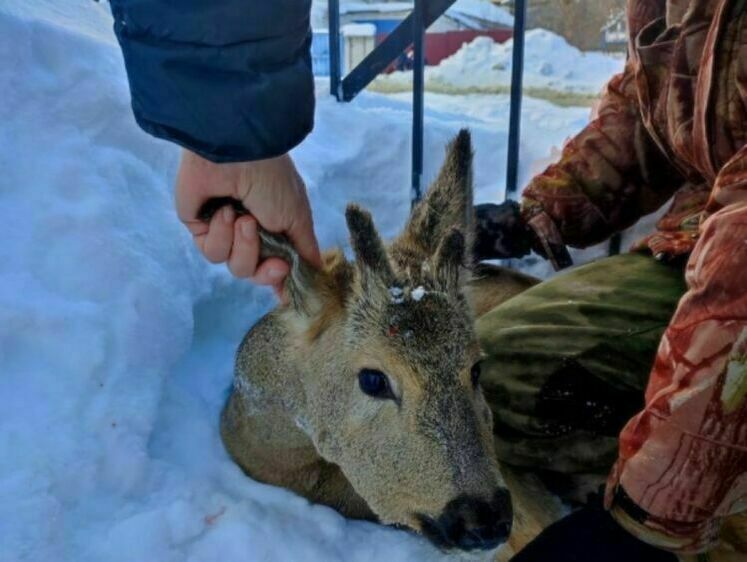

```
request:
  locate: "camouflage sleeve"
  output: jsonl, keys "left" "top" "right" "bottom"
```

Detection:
{"left": 521, "top": 64, "right": 685, "bottom": 254}
{"left": 605, "top": 172, "right": 747, "bottom": 554}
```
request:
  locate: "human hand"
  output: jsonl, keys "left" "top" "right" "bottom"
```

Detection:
{"left": 474, "top": 201, "right": 573, "bottom": 270}
{"left": 175, "top": 150, "right": 322, "bottom": 292}
{"left": 474, "top": 201, "right": 534, "bottom": 261}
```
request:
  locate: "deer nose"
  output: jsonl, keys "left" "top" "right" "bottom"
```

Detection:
{"left": 418, "top": 489, "right": 513, "bottom": 551}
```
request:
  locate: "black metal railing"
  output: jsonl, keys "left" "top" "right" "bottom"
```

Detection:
{"left": 328, "top": 0, "right": 528, "bottom": 204}
{"left": 327, "top": 0, "right": 619, "bottom": 257}
{"left": 328, "top": 0, "right": 342, "bottom": 100}
{"left": 327, "top": 0, "right": 463, "bottom": 203}
{"left": 412, "top": 0, "right": 426, "bottom": 200}
{"left": 505, "top": 0, "right": 526, "bottom": 197}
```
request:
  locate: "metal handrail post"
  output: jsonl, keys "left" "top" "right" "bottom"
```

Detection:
{"left": 411, "top": 0, "right": 425, "bottom": 204}
{"left": 505, "top": 0, "right": 526, "bottom": 198}
{"left": 328, "top": 0, "right": 342, "bottom": 100}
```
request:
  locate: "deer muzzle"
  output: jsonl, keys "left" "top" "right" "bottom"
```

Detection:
{"left": 416, "top": 488, "right": 513, "bottom": 551}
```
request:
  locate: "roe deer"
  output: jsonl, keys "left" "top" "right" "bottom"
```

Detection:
{"left": 219, "top": 131, "right": 550, "bottom": 554}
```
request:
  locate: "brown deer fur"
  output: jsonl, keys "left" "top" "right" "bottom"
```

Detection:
{"left": 220, "top": 131, "right": 562, "bottom": 556}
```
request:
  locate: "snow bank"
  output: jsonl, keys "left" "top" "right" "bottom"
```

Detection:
{"left": 0, "top": 2, "right": 621, "bottom": 561}
{"left": 378, "top": 29, "right": 625, "bottom": 95}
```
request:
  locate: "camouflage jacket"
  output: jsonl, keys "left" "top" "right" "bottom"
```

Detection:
{"left": 521, "top": 0, "right": 747, "bottom": 554}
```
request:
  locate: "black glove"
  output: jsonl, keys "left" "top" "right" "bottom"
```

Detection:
{"left": 473, "top": 201, "right": 534, "bottom": 261}
{"left": 510, "top": 500, "right": 678, "bottom": 562}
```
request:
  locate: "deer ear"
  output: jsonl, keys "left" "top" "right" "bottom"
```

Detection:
{"left": 434, "top": 228, "right": 468, "bottom": 292}
{"left": 259, "top": 231, "right": 321, "bottom": 317}
{"left": 345, "top": 204, "right": 394, "bottom": 286}
{"left": 399, "top": 129, "right": 474, "bottom": 262}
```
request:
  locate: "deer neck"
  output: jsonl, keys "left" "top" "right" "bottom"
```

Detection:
{"left": 234, "top": 304, "right": 348, "bottom": 433}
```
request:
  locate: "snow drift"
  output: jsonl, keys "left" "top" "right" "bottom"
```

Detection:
{"left": 377, "top": 29, "right": 625, "bottom": 96}
{"left": 0, "top": 2, "right": 624, "bottom": 561}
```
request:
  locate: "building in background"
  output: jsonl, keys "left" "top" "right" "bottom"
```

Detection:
{"left": 341, "top": 23, "right": 378, "bottom": 72}
{"left": 498, "top": 0, "right": 626, "bottom": 52}
{"left": 311, "top": 0, "right": 514, "bottom": 75}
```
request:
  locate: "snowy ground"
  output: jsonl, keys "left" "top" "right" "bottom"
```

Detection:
{"left": 1, "top": 2, "right": 634, "bottom": 561}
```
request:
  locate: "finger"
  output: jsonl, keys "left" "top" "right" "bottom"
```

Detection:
{"left": 227, "top": 216, "right": 260, "bottom": 278}
{"left": 285, "top": 207, "right": 323, "bottom": 270}
{"left": 251, "top": 257, "right": 290, "bottom": 287}
{"left": 193, "top": 232, "right": 207, "bottom": 255}
{"left": 202, "top": 206, "right": 235, "bottom": 263}
{"left": 175, "top": 150, "right": 235, "bottom": 225}
{"left": 186, "top": 220, "right": 209, "bottom": 238}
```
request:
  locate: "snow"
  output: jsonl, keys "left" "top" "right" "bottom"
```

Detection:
{"left": 388, "top": 286, "right": 428, "bottom": 303}
{"left": 411, "top": 287, "right": 427, "bottom": 302}
{"left": 389, "top": 286, "right": 406, "bottom": 304}
{"left": 342, "top": 23, "right": 377, "bottom": 37}
{"left": 1, "top": 1, "right": 630, "bottom": 561}
{"left": 377, "top": 29, "right": 625, "bottom": 95}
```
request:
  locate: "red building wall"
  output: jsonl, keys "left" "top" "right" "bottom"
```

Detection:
{"left": 425, "top": 29, "right": 513, "bottom": 65}
{"left": 377, "top": 28, "right": 513, "bottom": 71}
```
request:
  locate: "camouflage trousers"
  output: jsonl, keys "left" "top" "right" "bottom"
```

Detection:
{"left": 477, "top": 253, "right": 687, "bottom": 498}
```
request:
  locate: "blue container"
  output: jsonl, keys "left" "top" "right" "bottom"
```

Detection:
{"left": 311, "top": 30, "right": 346, "bottom": 76}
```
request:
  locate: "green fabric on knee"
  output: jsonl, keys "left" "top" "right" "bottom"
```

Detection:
{"left": 477, "top": 253, "right": 686, "bottom": 474}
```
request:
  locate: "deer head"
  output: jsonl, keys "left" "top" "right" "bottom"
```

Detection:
{"left": 240, "top": 131, "right": 512, "bottom": 551}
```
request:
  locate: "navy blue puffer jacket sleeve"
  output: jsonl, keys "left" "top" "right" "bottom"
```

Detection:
{"left": 109, "top": 0, "right": 315, "bottom": 163}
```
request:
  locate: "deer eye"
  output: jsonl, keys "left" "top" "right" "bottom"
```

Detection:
{"left": 358, "top": 369, "right": 395, "bottom": 400}
{"left": 470, "top": 362, "right": 482, "bottom": 388}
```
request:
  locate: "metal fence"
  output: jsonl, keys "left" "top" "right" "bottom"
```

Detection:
{"left": 326, "top": 0, "right": 619, "bottom": 256}
{"left": 327, "top": 0, "right": 528, "bottom": 205}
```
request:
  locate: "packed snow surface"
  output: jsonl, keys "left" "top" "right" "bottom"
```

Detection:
{"left": 0, "top": 1, "right": 626, "bottom": 561}
{"left": 378, "top": 29, "right": 625, "bottom": 95}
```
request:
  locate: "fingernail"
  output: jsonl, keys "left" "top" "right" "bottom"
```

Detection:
{"left": 268, "top": 268, "right": 285, "bottom": 281}
{"left": 241, "top": 220, "right": 256, "bottom": 239}
{"left": 222, "top": 206, "right": 233, "bottom": 223}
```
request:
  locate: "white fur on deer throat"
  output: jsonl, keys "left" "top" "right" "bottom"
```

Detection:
{"left": 388, "top": 285, "right": 428, "bottom": 304}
